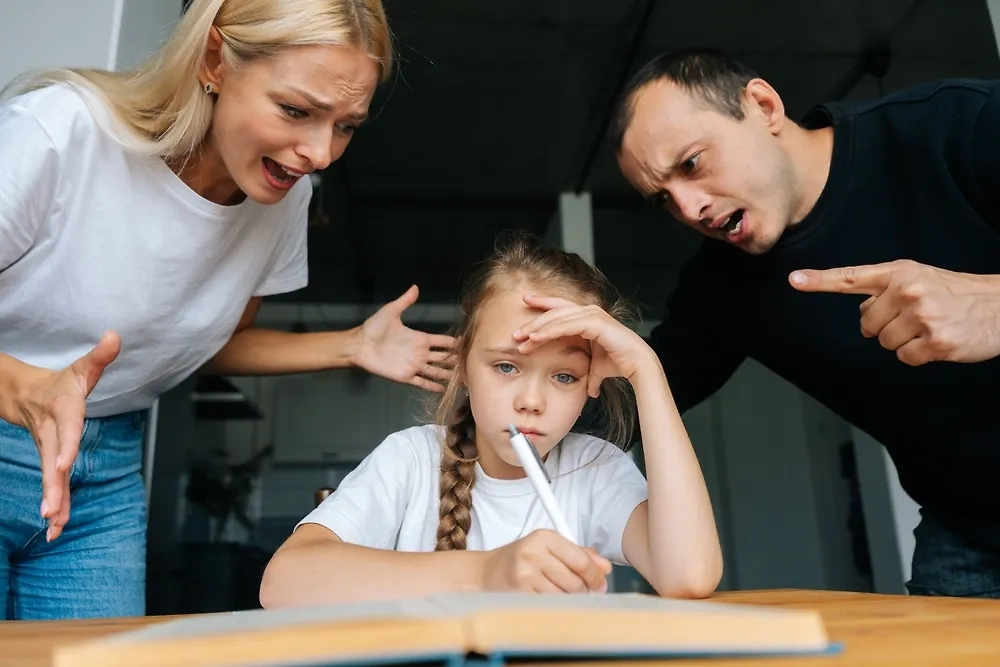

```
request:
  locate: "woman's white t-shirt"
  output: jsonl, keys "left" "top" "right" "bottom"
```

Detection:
{"left": 0, "top": 83, "right": 310, "bottom": 417}
{"left": 298, "top": 424, "right": 650, "bottom": 565}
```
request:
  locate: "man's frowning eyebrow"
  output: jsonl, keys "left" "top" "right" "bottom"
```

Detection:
{"left": 643, "top": 141, "right": 698, "bottom": 204}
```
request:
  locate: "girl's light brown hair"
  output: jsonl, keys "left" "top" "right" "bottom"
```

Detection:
{"left": 431, "top": 232, "right": 639, "bottom": 551}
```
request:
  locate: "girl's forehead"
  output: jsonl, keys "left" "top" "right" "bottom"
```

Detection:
{"left": 472, "top": 289, "right": 592, "bottom": 343}
{"left": 473, "top": 293, "right": 543, "bottom": 338}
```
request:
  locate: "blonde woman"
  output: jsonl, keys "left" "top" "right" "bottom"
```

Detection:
{"left": 0, "top": 0, "right": 452, "bottom": 620}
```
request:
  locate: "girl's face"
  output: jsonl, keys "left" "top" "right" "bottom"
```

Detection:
{"left": 191, "top": 35, "right": 378, "bottom": 205}
{"left": 464, "top": 287, "right": 592, "bottom": 479}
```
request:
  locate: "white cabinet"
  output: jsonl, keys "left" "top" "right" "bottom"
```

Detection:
{"left": 270, "top": 371, "right": 428, "bottom": 465}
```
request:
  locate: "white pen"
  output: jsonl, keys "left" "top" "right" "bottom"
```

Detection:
{"left": 507, "top": 424, "right": 578, "bottom": 545}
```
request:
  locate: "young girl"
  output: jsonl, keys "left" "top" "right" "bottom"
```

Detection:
{"left": 260, "top": 235, "right": 722, "bottom": 606}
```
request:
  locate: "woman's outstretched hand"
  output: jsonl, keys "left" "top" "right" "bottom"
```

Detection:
{"left": 15, "top": 331, "right": 120, "bottom": 541}
{"left": 353, "top": 285, "right": 456, "bottom": 392}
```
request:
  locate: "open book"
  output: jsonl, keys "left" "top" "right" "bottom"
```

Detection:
{"left": 54, "top": 592, "right": 841, "bottom": 667}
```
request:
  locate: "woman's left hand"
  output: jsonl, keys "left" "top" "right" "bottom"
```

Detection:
{"left": 512, "top": 294, "right": 661, "bottom": 397}
{"left": 354, "top": 285, "right": 456, "bottom": 392}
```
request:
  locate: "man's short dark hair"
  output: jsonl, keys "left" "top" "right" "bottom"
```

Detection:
{"left": 610, "top": 48, "right": 761, "bottom": 152}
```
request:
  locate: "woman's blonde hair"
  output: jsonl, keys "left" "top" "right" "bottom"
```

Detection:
{"left": 430, "top": 232, "right": 639, "bottom": 552}
{"left": 1, "top": 0, "right": 392, "bottom": 162}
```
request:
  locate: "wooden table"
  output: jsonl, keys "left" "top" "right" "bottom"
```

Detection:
{"left": 2, "top": 589, "right": 999, "bottom": 666}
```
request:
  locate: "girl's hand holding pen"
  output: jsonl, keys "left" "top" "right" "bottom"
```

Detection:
{"left": 478, "top": 529, "right": 611, "bottom": 594}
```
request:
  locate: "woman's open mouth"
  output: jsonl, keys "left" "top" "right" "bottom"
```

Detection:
{"left": 262, "top": 157, "right": 303, "bottom": 190}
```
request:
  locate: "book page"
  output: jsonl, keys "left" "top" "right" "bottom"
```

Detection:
{"left": 453, "top": 592, "right": 832, "bottom": 658}
{"left": 86, "top": 592, "right": 815, "bottom": 649}
{"left": 101, "top": 597, "right": 450, "bottom": 644}
{"left": 424, "top": 591, "right": 802, "bottom": 617}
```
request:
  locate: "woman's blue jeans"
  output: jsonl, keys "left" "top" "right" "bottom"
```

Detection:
{"left": 0, "top": 411, "right": 146, "bottom": 619}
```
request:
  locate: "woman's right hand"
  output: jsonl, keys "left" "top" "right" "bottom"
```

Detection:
{"left": 479, "top": 529, "right": 612, "bottom": 594}
{"left": 15, "top": 331, "right": 120, "bottom": 541}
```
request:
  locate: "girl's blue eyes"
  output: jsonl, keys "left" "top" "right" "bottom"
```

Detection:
{"left": 492, "top": 363, "right": 578, "bottom": 384}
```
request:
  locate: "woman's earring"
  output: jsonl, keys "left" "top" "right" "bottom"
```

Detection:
{"left": 204, "top": 82, "right": 214, "bottom": 94}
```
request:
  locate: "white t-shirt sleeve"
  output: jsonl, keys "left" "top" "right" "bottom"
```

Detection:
{"left": 584, "top": 445, "right": 649, "bottom": 565}
{"left": 297, "top": 432, "right": 417, "bottom": 549}
{"left": 0, "top": 104, "right": 59, "bottom": 272}
{"left": 253, "top": 180, "right": 309, "bottom": 297}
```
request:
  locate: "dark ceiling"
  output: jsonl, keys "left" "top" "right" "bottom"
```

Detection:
{"left": 271, "top": 0, "right": 1000, "bottom": 321}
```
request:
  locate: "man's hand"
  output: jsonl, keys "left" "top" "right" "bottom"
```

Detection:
{"left": 789, "top": 260, "right": 1000, "bottom": 366}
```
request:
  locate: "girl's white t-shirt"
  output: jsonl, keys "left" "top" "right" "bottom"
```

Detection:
{"left": 0, "top": 83, "right": 310, "bottom": 417}
{"left": 298, "top": 424, "right": 650, "bottom": 565}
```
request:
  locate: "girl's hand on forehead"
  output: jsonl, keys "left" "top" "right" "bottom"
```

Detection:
{"left": 512, "top": 294, "right": 659, "bottom": 397}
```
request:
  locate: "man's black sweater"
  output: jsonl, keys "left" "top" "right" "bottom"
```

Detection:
{"left": 650, "top": 78, "right": 1000, "bottom": 552}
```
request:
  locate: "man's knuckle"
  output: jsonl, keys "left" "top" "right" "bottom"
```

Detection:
{"left": 899, "top": 282, "right": 926, "bottom": 301}
{"left": 911, "top": 301, "right": 931, "bottom": 319}
{"left": 927, "top": 331, "right": 954, "bottom": 354}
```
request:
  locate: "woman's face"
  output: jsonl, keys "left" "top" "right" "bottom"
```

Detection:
{"left": 196, "top": 35, "right": 379, "bottom": 205}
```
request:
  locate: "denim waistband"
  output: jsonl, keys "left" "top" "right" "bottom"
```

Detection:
{"left": 0, "top": 409, "right": 148, "bottom": 473}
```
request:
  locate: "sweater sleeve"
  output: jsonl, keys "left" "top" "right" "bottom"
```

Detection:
{"left": 646, "top": 245, "right": 747, "bottom": 414}
{"left": 969, "top": 82, "right": 1000, "bottom": 227}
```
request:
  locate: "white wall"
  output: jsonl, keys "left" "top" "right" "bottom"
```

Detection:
{"left": 0, "top": 0, "right": 121, "bottom": 88}
{"left": 1, "top": 0, "right": 181, "bottom": 90}
{"left": 116, "top": 0, "right": 182, "bottom": 70}
{"left": 881, "top": 450, "right": 921, "bottom": 585}
{"left": 700, "top": 359, "right": 872, "bottom": 591}
{"left": 852, "top": 427, "right": 920, "bottom": 592}
{"left": 988, "top": 0, "right": 1000, "bottom": 50}
{"left": 219, "top": 372, "right": 422, "bottom": 526}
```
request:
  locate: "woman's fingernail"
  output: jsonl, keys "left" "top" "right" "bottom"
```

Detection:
{"left": 789, "top": 271, "right": 807, "bottom": 285}
{"left": 512, "top": 329, "right": 521, "bottom": 337}
{"left": 40, "top": 500, "right": 49, "bottom": 518}
{"left": 55, "top": 454, "right": 63, "bottom": 470}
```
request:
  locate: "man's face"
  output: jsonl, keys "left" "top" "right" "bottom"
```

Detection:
{"left": 616, "top": 79, "right": 797, "bottom": 255}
